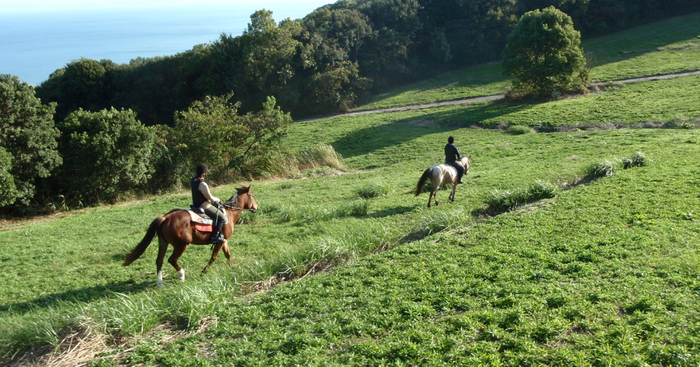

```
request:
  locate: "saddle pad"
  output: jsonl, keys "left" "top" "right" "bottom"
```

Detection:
{"left": 194, "top": 223, "right": 213, "bottom": 233}
{"left": 186, "top": 210, "right": 213, "bottom": 225}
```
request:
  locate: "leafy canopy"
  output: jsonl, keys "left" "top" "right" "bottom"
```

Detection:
{"left": 0, "top": 74, "right": 61, "bottom": 207}
{"left": 174, "top": 93, "right": 291, "bottom": 182}
{"left": 502, "top": 6, "right": 588, "bottom": 97}
{"left": 56, "top": 108, "right": 156, "bottom": 205}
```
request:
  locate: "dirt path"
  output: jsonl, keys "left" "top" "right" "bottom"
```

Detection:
{"left": 297, "top": 70, "right": 700, "bottom": 122}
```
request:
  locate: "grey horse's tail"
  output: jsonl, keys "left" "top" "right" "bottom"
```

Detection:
{"left": 123, "top": 216, "right": 166, "bottom": 266}
{"left": 415, "top": 168, "right": 431, "bottom": 196}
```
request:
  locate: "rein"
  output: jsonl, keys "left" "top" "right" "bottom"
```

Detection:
{"left": 221, "top": 193, "right": 256, "bottom": 211}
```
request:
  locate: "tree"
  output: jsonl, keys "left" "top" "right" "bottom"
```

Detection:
{"left": 502, "top": 6, "right": 588, "bottom": 97}
{"left": 55, "top": 108, "right": 156, "bottom": 205}
{"left": 0, "top": 74, "right": 62, "bottom": 207}
{"left": 173, "top": 93, "right": 290, "bottom": 182}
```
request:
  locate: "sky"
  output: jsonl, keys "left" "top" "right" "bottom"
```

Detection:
{"left": 0, "top": 0, "right": 336, "bottom": 84}
{"left": 0, "top": 0, "right": 334, "bottom": 14}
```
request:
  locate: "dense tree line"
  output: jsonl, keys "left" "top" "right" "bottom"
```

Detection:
{"left": 35, "top": 0, "right": 700, "bottom": 126}
{"left": 1, "top": 74, "right": 290, "bottom": 213}
{"left": 2, "top": 0, "right": 698, "bottom": 213}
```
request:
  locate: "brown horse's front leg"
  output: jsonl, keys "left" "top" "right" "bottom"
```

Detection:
{"left": 450, "top": 183, "right": 458, "bottom": 201}
{"left": 202, "top": 241, "right": 226, "bottom": 274}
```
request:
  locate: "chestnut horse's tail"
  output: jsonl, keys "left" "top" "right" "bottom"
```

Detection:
{"left": 415, "top": 168, "right": 431, "bottom": 196}
{"left": 123, "top": 216, "right": 166, "bottom": 266}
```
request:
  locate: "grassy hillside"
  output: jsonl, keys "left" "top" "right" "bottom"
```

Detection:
{"left": 358, "top": 12, "right": 700, "bottom": 111}
{"left": 2, "top": 13, "right": 700, "bottom": 366}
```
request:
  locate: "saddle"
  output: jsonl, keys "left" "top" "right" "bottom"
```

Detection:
{"left": 187, "top": 205, "right": 213, "bottom": 232}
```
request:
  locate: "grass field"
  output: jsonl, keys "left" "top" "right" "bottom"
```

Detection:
{"left": 358, "top": 12, "right": 700, "bottom": 110}
{"left": 2, "top": 12, "right": 700, "bottom": 366}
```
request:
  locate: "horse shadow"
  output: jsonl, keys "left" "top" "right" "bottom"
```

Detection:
{"left": 369, "top": 205, "right": 417, "bottom": 218}
{"left": 0, "top": 279, "right": 153, "bottom": 313}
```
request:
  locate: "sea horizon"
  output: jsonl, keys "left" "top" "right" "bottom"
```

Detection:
{"left": 0, "top": 2, "right": 332, "bottom": 85}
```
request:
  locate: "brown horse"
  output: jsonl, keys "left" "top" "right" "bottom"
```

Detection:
{"left": 123, "top": 185, "right": 258, "bottom": 288}
{"left": 415, "top": 156, "right": 471, "bottom": 207}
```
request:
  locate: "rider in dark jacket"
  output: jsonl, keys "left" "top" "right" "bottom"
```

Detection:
{"left": 445, "top": 136, "right": 465, "bottom": 184}
{"left": 191, "top": 164, "right": 228, "bottom": 244}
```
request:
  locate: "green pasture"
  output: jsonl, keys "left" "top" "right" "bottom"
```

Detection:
{"left": 123, "top": 137, "right": 700, "bottom": 366}
{"left": 2, "top": 13, "right": 700, "bottom": 364}
{"left": 3, "top": 111, "right": 700, "bottom": 364}
{"left": 358, "top": 12, "right": 700, "bottom": 110}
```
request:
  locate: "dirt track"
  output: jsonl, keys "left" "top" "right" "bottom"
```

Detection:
{"left": 297, "top": 70, "right": 700, "bottom": 122}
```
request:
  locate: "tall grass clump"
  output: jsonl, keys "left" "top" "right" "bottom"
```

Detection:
{"left": 297, "top": 144, "right": 347, "bottom": 171}
{"left": 507, "top": 125, "right": 533, "bottom": 135}
{"left": 414, "top": 209, "right": 468, "bottom": 236}
{"left": 357, "top": 182, "right": 390, "bottom": 199}
{"left": 486, "top": 180, "right": 558, "bottom": 212}
{"left": 585, "top": 158, "right": 620, "bottom": 179}
{"left": 622, "top": 151, "right": 649, "bottom": 169}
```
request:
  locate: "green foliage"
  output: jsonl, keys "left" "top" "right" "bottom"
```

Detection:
{"left": 0, "top": 74, "right": 62, "bottom": 208}
{"left": 622, "top": 151, "right": 649, "bottom": 169}
{"left": 173, "top": 94, "right": 291, "bottom": 182}
{"left": 502, "top": 6, "right": 588, "bottom": 97}
{"left": 0, "top": 147, "right": 16, "bottom": 207}
{"left": 507, "top": 125, "right": 532, "bottom": 134}
{"left": 486, "top": 179, "right": 558, "bottom": 211}
{"left": 357, "top": 182, "right": 390, "bottom": 199}
{"left": 585, "top": 158, "right": 620, "bottom": 179}
{"left": 56, "top": 108, "right": 156, "bottom": 205}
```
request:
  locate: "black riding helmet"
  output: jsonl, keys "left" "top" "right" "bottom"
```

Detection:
{"left": 196, "top": 163, "right": 209, "bottom": 177}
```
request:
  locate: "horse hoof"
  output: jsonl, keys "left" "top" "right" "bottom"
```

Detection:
{"left": 157, "top": 281, "right": 165, "bottom": 289}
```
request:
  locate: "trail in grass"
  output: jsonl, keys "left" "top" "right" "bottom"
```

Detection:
{"left": 297, "top": 69, "right": 700, "bottom": 123}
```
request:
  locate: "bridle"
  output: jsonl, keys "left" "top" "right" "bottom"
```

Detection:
{"left": 221, "top": 192, "right": 257, "bottom": 212}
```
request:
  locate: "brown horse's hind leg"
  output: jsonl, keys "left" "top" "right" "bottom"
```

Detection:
{"left": 202, "top": 241, "right": 226, "bottom": 274}
{"left": 433, "top": 189, "right": 439, "bottom": 206}
{"left": 223, "top": 242, "right": 233, "bottom": 267}
{"left": 168, "top": 242, "right": 188, "bottom": 282}
{"left": 156, "top": 234, "right": 169, "bottom": 288}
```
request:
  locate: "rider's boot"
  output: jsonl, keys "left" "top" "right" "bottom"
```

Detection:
{"left": 458, "top": 173, "right": 465, "bottom": 184}
{"left": 211, "top": 220, "right": 225, "bottom": 244}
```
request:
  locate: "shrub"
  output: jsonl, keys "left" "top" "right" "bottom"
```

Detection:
{"left": 55, "top": 108, "right": 156, "bottom": 205}
{"left": 507, "top": 125, "right": 533, "bottom": 135}
{"left": 173, "top": 94, "right": 290, "bottom": 183}
{"left": 357, "top": 182, "right": 390, "bottom": 199}
{"left": 622, "top": 152, "right": 649, "bottom": 169}
{"left": 486, "top": 180, "right": 558, "bottom": 211}
{"left": 585, "top": 159, "right": 620, "bottom": 179}
{"left": 0, "top": 74, "right": 62, "bottom": 208}
{"left": 297, "top": 144, "right": 346, "bottom": 171}
{"left": 502, "top": 7, "right": 588, "bottom": 97}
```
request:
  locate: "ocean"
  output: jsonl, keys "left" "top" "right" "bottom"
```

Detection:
{"left": 0, "top": 2, "right": 332, "bottom": 85}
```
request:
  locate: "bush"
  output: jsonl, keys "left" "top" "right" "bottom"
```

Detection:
{"left": 357, "top": 182, "right": 390, "bottom": 199}
{"left": 622, "top": 152, "right": 649, "bottom": 169}
{"left": 55, "top": 108, "right": 156, "bottom": 205}
{"left": 0, "top": 74, "right": 62, "bottom": 208}
{"left": 507, "top": 125, "right": 533, "bottom": 135}
{"left": 585, "top": 159, "right": 620, "bottom": 179}
{"left": 486, "top": 180, "right": 558, "bottom": 211}
{"left": 502, "top": 7, "right": 588, "bottom": 97}
{"left": 173, "top": 94, "right": 290, "bottom": 183}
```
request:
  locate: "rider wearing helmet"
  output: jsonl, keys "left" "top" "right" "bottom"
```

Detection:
{"left": 191, "top": 164, "right": 227, "bottom": 243}
{"left": 445, "top": 136, "right": 465, "bottom": 184}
